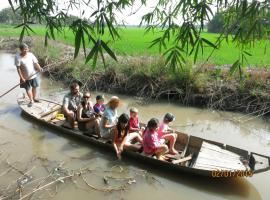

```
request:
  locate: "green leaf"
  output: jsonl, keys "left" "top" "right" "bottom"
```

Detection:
{"left": 8, "top": 0, "right": 15, "bottom": 13}
{"left": 45, "top": 31, "right": 50, "bottom": 46}
{"left": 74, "top": 28, "right": 82, "bottom": 59}
{"left": 201, "top": 38, "right": 217, "bottom": 48}
{"left": 243, "top": 51, "right": 252, "bottom": 56}
{"left": 92, "top": 50, "right": 98, "bottom": 68}
{"left": 194, "top": 43, "right": 200, "bottom": 63}
{"left": 49, "top": 26, "right": 55, "bottom": 40}
{"left": 98, "top": 47, "right": 106, "bottom": 67}
{"left": 14, "top": 23, "right": 25, "bottom": 29}
{"left": 85, "top": 42, "right": 98, "bottom": 64}
{"left": 229, "top": 60, "right": 240, "bottom": 76}
{"left": 19, "top": 27, "right": 25, "bottom": 42}
{"left": 25, "top": 24, "right": 35, "bottom": 34}
{"left": 100, "top": 40, "right": 117, "bottom": 61}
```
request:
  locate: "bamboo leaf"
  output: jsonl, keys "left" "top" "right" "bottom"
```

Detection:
{"left": 229, "top": 60, "right": 240, "bottom": 76}
{"left": 25, "top": 24, "right": 35, "bottom": 34}
{"left": 201, "top": 38, "right": 217, "bottom": 48}
{"left": 85, "top": 42, "right": 98, "bottom": 64}
{"left": 194, "top": 43, "right": 200, "bottom": 63}
{"left": 92, "top": 50, "right": 98, "bottom": 68}
{"left": 14, "top": 23, "right": 25, "bottom": 29}
{"left": 98, "top": 47, "right": 106, "bottom": 67}
{"left": 100, "top": 40, "right": 117, "bottom": 61}
{"left": 19, "top": 27, "right": 25, "bottom": 42}
{"left": 81, "top": 32, "right": 86, "bottom": 58}
{"left": 45, "top": 31, "right": 50, "bottom": 46}
{"left": 8, "top": 0, "right": 15, "bottom": 13}
{"left": 74, "top": 28, "right": 82, "bottom": 59}
{"left": 243, "top": 51, "right": 252, "bottom": 56}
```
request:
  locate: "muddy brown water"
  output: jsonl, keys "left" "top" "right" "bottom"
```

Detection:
{"left": 0, "top": 52, "right": 270, "bottom": 200}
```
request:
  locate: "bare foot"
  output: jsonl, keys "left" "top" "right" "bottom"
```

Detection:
{"left": 157, "top": 155, "right": 166, "bottom": 161}
{"left": 169, "top": 149, "right": 179, "bottom": 155}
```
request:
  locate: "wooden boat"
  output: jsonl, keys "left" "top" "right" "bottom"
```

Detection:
{"left": 17, "top": 97, "right": 270, "bottom": 177}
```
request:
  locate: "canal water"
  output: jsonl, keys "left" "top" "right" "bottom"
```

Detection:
{"left": 0, "top": 52, "right": 269, "bottom": 200}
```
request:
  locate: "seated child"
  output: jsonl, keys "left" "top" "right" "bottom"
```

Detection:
{"left": 158, "top": 113, "right": 178, "bottom": 155}
{"left": 112, "top": 113, "right": 142, "bottom": 159}
{"left": 94, "top": 95, "right": 105, "bottom": 116}
{"left": 129, "top": 107, "right": 144, "bottom": 134}
{"left": 143, "top": 118, "right": 168, "bottom": 160}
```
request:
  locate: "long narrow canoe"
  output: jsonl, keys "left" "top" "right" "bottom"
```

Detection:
{"left": 17, "top": 97, "right": 270, "bottom": 178}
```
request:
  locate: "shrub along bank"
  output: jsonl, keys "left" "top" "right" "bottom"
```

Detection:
{"left": 1, "top": 36, "right": 270, "bottom": 120}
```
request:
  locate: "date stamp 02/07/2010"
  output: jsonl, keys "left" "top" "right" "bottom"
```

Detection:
{"left": 211, "top": 170, "right": 254, "bottom": 178}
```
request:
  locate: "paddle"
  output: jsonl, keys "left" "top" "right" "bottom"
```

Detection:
{"left": 0, "top": 59, "right": 69, "bottom": 98}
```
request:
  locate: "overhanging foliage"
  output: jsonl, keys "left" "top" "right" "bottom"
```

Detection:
{"left": 7, "top": 0, "right": 270, "bottom": 74}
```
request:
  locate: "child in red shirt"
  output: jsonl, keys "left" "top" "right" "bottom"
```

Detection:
{"left": 129, "top": 107, "right": 144, "bottom": 134}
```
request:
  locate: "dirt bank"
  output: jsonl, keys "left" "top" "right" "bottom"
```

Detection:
{"left": 1, "top": 37, "right": 270, "bottom": 119}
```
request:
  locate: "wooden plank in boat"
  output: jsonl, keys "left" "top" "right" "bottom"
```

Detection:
{"left": 193, "top": 141, "right": 246, "bottom": 171}
{"left": 194, "top": 157, "right": 246, "bottom": 170}
{"left": 172, "top": 155, "right": 192, "bottom": 164}
{"left": 19, "top": 98, "right": 59, "bottom": 118}
{"left": 193, "top": 164, "right": 243, "bottom": 171}
{"left": 201, "top": 142, "right": 241, "bottom": 158}
{"left": 197, "top": 153, "right": 242, "bottom": 165}
{"left": 197, "top": 148, "right": 241, "bottom": 162}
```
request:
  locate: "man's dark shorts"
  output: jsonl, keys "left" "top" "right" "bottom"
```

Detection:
{"left": 20, "top": 77, "right": 39, "bottom": 91}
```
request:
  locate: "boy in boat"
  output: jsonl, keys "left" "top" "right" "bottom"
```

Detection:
{"left": 93, "top": 95, "right": 105, "bottom": 116}
{"left": 129, "top": 107, "right": 144, "bottom": 135}
{"left": 77, "top": 91, "right": 100, "bottom": 137}
{"left": 15, "top": 43, "right": 43, "bottom": 107}
{"left": 112, "top": 113, "right": 142, "bottom": 159}
{"left": 143, "top": 118, "right": 168, "bottom": 160}
{"left": 158, "top": 113, "right": 178, "bottom": 155}
{"left": 62, "top": 81, "right": 83, "bottom": 129}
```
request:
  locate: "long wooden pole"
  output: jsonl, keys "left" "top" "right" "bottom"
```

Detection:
{"left": 0, "top": 60, "right": 69, "bottom": 98}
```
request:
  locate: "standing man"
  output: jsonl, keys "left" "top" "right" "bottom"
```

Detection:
{"left": 15, "top": 43, "right": 43, "bottom": 107}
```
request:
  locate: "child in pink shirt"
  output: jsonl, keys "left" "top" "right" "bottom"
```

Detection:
{"left": 143, "top": 118, "right": 168, "bottom": 160}
{"left": 158, "top": 113, "right": 178, "bottom": 155}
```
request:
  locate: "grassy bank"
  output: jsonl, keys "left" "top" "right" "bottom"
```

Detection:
{"left": 1, "top": 36, "right": 270, "bottom": 118}
{"left": 0, "top": 24, "right": 269, "bottom": 67}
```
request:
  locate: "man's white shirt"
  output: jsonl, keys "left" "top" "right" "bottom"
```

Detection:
{"left": 15, "top": 52, "right": 38, "bottom": 80}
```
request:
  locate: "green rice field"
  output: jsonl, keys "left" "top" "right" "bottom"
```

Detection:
{"left": 0, "top": 24, "right": 269, "bottom": 66}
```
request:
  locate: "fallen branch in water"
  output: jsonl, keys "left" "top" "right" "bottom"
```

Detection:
{"left": 18, "top": 173, "right": 76, "bottom": 200}
{"left": 82, "top": 175, "right": 128, "bottom": 192}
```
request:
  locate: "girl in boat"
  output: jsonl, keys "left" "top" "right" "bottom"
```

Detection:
{"left": 112, "top": 113, "right": 143, "bottom": 159}
{"left": 158, "top": 113, "right": 178, "bottom": 155}
{"left": 143, "top": 118, "right": 168, "bottom": 160}
{"left": 77, "top": 91, "right": 100, "bottom": 137}
{"left": 100, "top": 96, "right": 120, "bottom": 138}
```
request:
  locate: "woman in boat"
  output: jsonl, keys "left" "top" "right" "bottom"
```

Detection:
{"left": 77, "top": 91, "right": 100, "bottom": 137}
{"left": 99, "top": 96, "right": 120, "bottom": 139}
{"left": 143, "top": 118, "right": 168, "bottom": 160}
{"left": 112, "top": 113, "right": 143, "bottom": 159}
